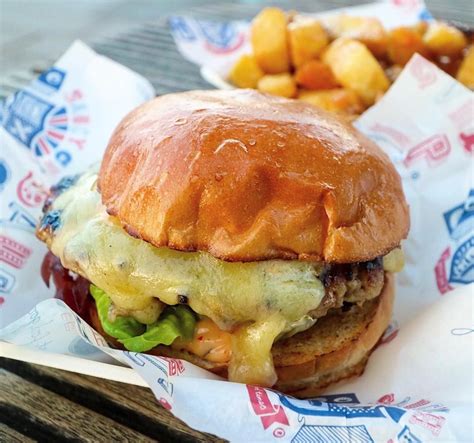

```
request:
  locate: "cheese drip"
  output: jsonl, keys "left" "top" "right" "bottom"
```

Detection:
{"left": 45, "top": 167, "right": 325, "bottom": 386}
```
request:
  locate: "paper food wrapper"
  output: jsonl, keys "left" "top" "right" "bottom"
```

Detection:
{"left": 1, "top": 8, "right": 473, "bottom": 443}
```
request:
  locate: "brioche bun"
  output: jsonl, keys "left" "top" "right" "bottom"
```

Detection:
{"left": 99, "top": 90, "right": 409, "bottom": 263}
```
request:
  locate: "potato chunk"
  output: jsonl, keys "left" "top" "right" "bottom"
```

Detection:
{"left": 423, "top": 22, "right": 467, "bottom": 57}
{"left": 298, "top": 88, "right": 363, "bottom": 115}
{"left": 322, "top": 15, "right": 388, "bottom": 56}
{"left": 251, "top": 7, "right": 290, "bottom": 74}
{"left": 322, "top": 38, "right": 389, "bottom": 106}
{"left": 288, "top": 17, "right": 329, "bottom": 67}
{"left": 295, "top": 60, "right": 338, "bottom": 90}
{"left": 229, "top": 54, "right": 264, "bottom": 88}
{"left": 388, "top": 26, "right": 430, "bottom": 66}
{"left": 257, "top": 73, "right": 297, "bottom": 98}
{"left": 457, "top": 45, "right": 474, "bottom": 88}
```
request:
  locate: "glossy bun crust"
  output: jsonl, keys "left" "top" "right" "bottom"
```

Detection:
{"left": 99, "top": 90, "right": 409, "bottom": 262}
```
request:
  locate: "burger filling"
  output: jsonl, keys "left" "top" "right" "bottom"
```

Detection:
{"left": 38, "top": 167, "right": 404, "bottom": 386}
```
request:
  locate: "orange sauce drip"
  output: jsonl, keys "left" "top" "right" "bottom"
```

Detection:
{"left": 173, "top": 318, "right": 232, "bottom": 363}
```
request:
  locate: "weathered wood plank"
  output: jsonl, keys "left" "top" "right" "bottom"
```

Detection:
{"left": 0, "top": 423, "right": 35, "bottom": 443}
{"left": 0, "top": 368, "right": 154, "bottom": 442}
{"left": 1, "top": 358, "right": 225, "bottom": 442}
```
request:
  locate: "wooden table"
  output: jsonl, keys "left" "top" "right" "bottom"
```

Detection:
{"left": 1, "top": 358, "right": 223, "bottom": 441}
{"left": 1, "top": 1, "right": 472, "bottom": 441}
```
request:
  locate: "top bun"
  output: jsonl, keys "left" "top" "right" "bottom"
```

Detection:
{"left": 99, "top": 90, "right": 409, "bottom": 263}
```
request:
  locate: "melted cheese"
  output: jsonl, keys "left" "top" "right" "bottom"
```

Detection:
{"left": 230, "top": 314, "right": 287, "bottom": 385}
{"left": 383, "top": 247, "right": 405, "bottom": 273}
{"left": 46, "top": 167, "right": 325, "bottom": 386}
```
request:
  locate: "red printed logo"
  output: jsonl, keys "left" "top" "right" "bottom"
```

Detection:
{"left": 391, "top": 0, "right": 420, "bottom": 9}
{"left": 161, "top": 357, "right": 185, "bottom": 376}
{"left": 17, "top": 171, "right": 48, "bottom": 207}
{"left": 0, "top": 235, "right": 32, "bottom": 269}
{"left": 404, "top": 134, "right": 451, "bottom": 168}
{"left": 159, "top": 398, "right": 172, "bottom": 410}
{"left": 205, "top": 32, "right": 245, "bottom": 54}
{"left": 409, "top": 56, "right": 437, "bottom": 89}
{"left": 377, "top": 393, "right": 395, "bottom": 404}
{"left": 405, "top": 399, "right": 431, "bottom": 409}
{"left": 460, "top": 132, "right": 474, "bottom": 154}
{"left": 247, "top": 385, "right": 289, "bottom": 431}
{"left": 410, "top": 411, "right": 446, "bottom": 436}
{"left": 435, "top": 248, "right": 454, "bottom": 294}
{"left": 370, "top": 124, "right": 411, "bottom": 149}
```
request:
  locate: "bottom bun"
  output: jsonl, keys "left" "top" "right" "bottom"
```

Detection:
{"left": 273, "top": 273, "right": 394, "bottom": 397}
{"left": 90, "top": 274, "right": 394, "bottom": 398}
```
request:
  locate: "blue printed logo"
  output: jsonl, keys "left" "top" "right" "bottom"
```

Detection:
{"left": 3, "top": 90, "right": 53, "bottom": 148}
{"left": 443, "top": 189, "right": 474, "bottom": 240}
{"left": 2, "top": 65, "right": 90, "bottom": 170}
{"left": 292, "top": 424, "right": 373, "bottom": 443}
{"left": 199, "top": 21, "right": 236, "bottom": 47}
{"left": 279, "top": 393, "right": 407, "bottom": 423}
{"left": 198, "top": 20, "right": 245, "bottom": 53}
{"left": 157, "top": 377, "right": 174, "bottom": 396}
{"left": 0, "top": 202, "right": 37, "bottom": 232}
{"left": 418, "top": 8, "right": 433, "bottom": 21}
{"left": 449, "top": 236, "right": 474, "bottom": 284}
{"left": 31, "top": 106, "right": 68, "bottom": 157}
{"left": 0, "top": 268, "right": 16, "bottom": 294}
{"left": 124, "top": 351, "right": 146, "bottom": 366}
{"left": 124, "top": 351, "right": 169, "bottom": 377}
{"left": 398, "top": 425, "right": 421, "bottom": 443}
{"left": 37, "top": 67, "right": 66, "bottom": 91}
{"left": 0, "top": 159, "right": 10, "bottom": 191}
{"left": 442, "top": 189, "right": 474, "bottom": 286}
{"left": 168, "top": 16, "right": 197, "bottom": 41}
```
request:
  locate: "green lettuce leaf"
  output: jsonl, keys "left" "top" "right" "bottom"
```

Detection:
{"left": 90, "top": 284, "right": 197, "bottom": 353}
{"left": 90, "top": 285, "right": 145, "bottom": 340}
{"left": 120, "top": 305, "right": 197, "bottom": 353}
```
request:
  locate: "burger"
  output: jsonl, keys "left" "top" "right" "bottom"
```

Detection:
{"left": 37, "top": 90, "right": 409, "bottom": 398}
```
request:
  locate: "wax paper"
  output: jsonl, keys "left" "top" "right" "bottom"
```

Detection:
{"left": 1, "top": 6, "right": 473, "bottom": 443}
